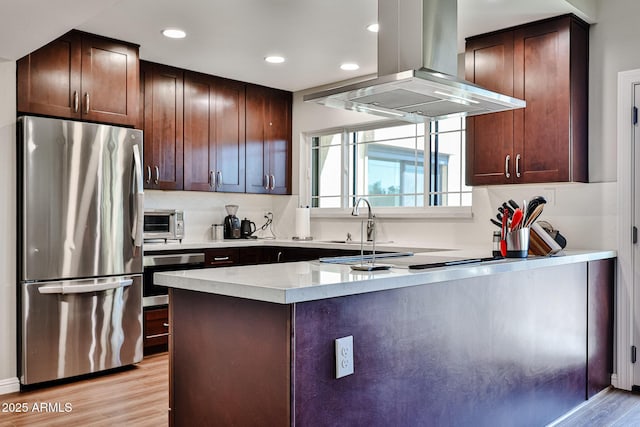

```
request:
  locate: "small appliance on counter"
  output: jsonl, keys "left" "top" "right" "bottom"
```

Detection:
{"left": 224, "top": 205, "right": 241, "bottom": 239}
{"left": 241, "top": 218, "right": 257, "bottom": 239}
{"left": 143, "top": 209, "right": 184, "bottom": 242}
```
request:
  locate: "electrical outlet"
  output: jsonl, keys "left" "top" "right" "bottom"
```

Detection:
{"left": 335, "top": 335, "right": 354, "bottom": 378}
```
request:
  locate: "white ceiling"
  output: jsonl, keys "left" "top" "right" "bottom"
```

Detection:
{"left": 0, "top": 0, "right": 596, "bottom": 92}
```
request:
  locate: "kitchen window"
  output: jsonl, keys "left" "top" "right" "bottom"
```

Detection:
{"left": 309, "top": 118, "right": 471, "bottom": 214}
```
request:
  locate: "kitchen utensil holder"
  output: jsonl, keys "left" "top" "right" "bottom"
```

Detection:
{"left": 506, "top": 227, "right": 530, "bottom": 258}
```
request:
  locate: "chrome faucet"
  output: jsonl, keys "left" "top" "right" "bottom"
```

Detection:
{"left": 351, "top": 198, "right": 375, "bottom": 242}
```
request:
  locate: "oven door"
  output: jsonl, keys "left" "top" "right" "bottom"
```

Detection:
{"left": 143, "top": 253, "right": 204, "bottom": 307}
{"left": 143, "top": 213, "right": 172, "bottom": 240}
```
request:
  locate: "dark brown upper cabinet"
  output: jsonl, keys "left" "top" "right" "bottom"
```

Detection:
{"left": 183, "top": 71, "right": 246, "bottom": 193}
{"left": 141, "top": 61, "right": 184, "bottom": 190}
{"left": 246, "top": 84, "right": 292, "bottom": 195}
{"left": 465, "top": 15, "right": 588, "bottom": 185}
{"left": 18, "top": 30, "right": 139, "bottom": 127}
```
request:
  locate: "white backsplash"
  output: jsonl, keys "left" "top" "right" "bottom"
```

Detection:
{"left": 145, "top": 181, "right": 616, "bottom": 252}
{"left": 144, "top": 190, "right": 297, "bottom": 242}
{"left": 308, "top": 182, "right": 616, "bottom": 251}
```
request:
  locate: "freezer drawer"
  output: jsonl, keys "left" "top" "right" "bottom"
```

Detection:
{"left": 20, "top": 275, "right": 143, "bottom": 385}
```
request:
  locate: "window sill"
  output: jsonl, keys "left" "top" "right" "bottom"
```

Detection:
{"left": 309, "top": 206, "right": 473, "bottom": 220}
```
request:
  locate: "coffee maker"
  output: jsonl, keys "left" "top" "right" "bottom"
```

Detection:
{"left": 223, "top": 205, "right": 241, "bottom": 239}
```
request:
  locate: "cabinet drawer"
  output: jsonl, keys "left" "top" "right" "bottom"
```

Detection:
{"left": 205, "top": 248, "right": 239, "bottom": 267}
{"left": 144, "top": 307, "right": 169, "bottom": 351}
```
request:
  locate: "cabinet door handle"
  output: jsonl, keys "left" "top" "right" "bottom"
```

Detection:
{"left": 162, "top": 323, "right": 169, "bottom": 328}
{"left": 209, "top": 170, "right": 214, "bottom": 188}
{"left": 216, "top": 171, "right": 222, "bottom": 188}
{"left": 146, "top": 332, "right": 169, "bottom": 339}
{"left": 264, "top": 174, "right": 270, "bottom": 190}
{"left": 84, "top": 92, "right": 90, "bottom": 114}
{"left": 505, "top": 155, "right": 511, "bottom": 179}
{"left": 213, "top": 256, "right": 230, "bottom": 261}
{"left": 73, "top": 91, "right": 79, "bottom": 113}
{"left": 154, "top": 165, "right": 159, "bottom": 185}
{"left": 515, "top": 154, "right": 521, "bottom": 178}
{"left": 145, "top": 166, "right": 151, "bottom": 184}
{"left": 270, "top": 174, "right": 275, "bottom": 190}
{"left": 277, "top": 251, "right": 283, "bottom": 262}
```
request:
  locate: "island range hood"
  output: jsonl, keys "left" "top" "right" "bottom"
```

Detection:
{"left": 303, "top": 0, "right": 526, "bottom": 123}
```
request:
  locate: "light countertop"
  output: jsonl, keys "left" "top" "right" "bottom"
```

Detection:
{"left": 154, "top": 249, "right": 616, "bottom": 304}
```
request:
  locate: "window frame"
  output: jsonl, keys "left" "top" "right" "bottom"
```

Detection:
{"left": 302, "top": 119, "right": 472, "bottom": 219}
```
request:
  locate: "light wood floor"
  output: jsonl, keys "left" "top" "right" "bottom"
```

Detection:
{"left": 552, "top": 388, "right": 640, "bottom": 427}
{"left": 0, "top": 353, "right": 168, "bottom": 427}
{"left": 2, "top": 354, "right": 640, "bottom": 426}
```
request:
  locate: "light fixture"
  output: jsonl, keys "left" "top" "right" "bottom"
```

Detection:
{"left": 162, "top": 28, "right": 186, "bottom": 39}
{"left": 265, "top": 56, "right": 285, "bottom": 64}
{"left": 433, "top": 90, "right": 480, "bottom": 105}
{"left": 357, "top": 105, "right": 406, "bottom": 117}
{"left": 367, "top": 23, "right": 379, "bottom": 33}
{"left": 340, "top": 63, "right": 359, "bottom": 71}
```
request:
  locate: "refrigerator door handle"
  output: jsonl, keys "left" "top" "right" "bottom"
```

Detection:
{"left": 132, "top": 144, "right": 144, "bottom": 251}
{"left": 38, "top": 278, "right": 134, "bottom": 295}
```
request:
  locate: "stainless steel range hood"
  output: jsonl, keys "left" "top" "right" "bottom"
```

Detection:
{"left": 303, "top": 0, "right": 525, "bottom": 123}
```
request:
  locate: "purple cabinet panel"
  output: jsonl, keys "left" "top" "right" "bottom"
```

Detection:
{"left": 294, "top": 263, "right": 587, "bottom": 427}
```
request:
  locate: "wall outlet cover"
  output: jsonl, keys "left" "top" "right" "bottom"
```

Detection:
{"left": 335, "top": 335, "right": 354, "bottom": 379}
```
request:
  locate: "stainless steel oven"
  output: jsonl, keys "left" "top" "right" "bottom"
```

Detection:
{"left": 143, "top": 252, "right": 204, "bottom": 307}
{"left": 144, "top": 209, "right": 184, "bottom": 242}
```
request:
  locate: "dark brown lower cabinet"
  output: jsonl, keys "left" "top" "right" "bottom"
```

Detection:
{"left": 168, "top": 260, "right": 615, "bottom": 426}
{"left": 143, "top": 307, "right": 169, "bottom": 355}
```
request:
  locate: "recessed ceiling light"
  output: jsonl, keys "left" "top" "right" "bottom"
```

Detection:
{"left": 340, "top": 63, "right": 360, "bottom": 71}
{"left": 162, "top": 28, "right": 186, "bottom": 39}
{"left": 367, "top": 23, "right": 379, "bottom": 33}
{"left": 265, "top": 56, "right": 285, "bottom": 64}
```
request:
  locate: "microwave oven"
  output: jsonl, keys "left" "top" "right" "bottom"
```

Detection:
{"left": 143, "top": 209, "right": 184, "bottom": 242}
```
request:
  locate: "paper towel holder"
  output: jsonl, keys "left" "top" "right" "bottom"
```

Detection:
{"left": 294, "top": 206, "right": 313, "bottom": 241}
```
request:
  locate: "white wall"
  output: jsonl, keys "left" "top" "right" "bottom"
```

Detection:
{"left": 589, "top": 0, "right": 640, "bottom": 182}
{"left": 290, "top": 0, "right": 633, "bottom": 252}
{"left": 0, "top": 60, "right": 17, "bottom": 392}
{"left": 144, "top": 190, "right": 295, "bottom": 241}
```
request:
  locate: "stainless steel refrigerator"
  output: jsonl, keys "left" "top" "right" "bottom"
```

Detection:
{"left": 18, "top": 115, "right": 144, "bottom": 385}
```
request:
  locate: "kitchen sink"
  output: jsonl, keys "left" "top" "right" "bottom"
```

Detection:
{"left": 319, "top": 251, "right": 414, "bottom": 264}
{"left": 320, "top": 240, "right": 394, "bottom": 245}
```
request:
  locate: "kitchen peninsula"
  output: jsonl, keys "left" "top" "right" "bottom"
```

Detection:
{"left": 155, "top": 250, "right": 615, "bottom": 426}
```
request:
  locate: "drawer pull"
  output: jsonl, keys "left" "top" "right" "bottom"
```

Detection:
{"left": 213, "top": 256, "right": 230, "bottom": 261}
{"left": 163, "top": 323, "right": 169, "bottom": 328}
{"left": 146, "top": 332, "right": 169, "bottom": 339}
